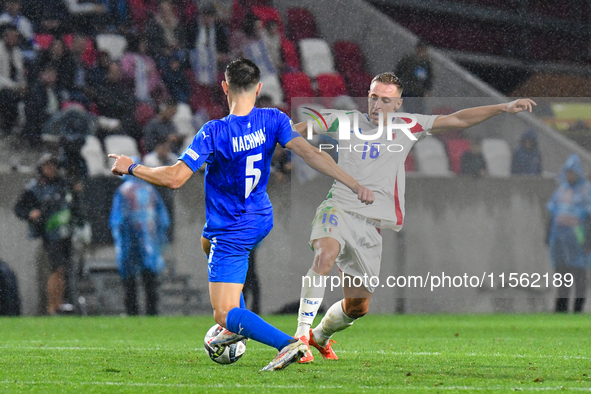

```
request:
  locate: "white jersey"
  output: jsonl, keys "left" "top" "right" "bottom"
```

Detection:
{"left": 314, "top": 110, "right": 437, "bottom": 231}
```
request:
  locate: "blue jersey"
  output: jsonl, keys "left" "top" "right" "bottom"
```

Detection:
{"left": 179, "top": 107, "right": 296, "bottom": 236}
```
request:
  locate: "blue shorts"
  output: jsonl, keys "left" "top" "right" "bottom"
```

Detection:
{"left": 205, "top": 213, "right": 273, "bottom": 283}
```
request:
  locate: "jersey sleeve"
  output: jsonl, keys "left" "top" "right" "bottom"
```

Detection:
{"left": 275, "top": 109, "right": 300, "bottom": 147}
{"left": 409, "top": 114, "right": 437, "bottom": 141}
{"left": 178, "top": 123, "right": 215, "bottom": 172}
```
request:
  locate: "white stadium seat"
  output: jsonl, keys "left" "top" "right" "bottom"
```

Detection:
{"left": 173, "top": 103, "right": 194, "bottom": 138}
{"left": 299, "top": 38, "right": 335, "bottom": 78}
{"left": 96, "top": 34, "right": 128, "bottom": 61}
{"left": 482, "top": 138, "right": 511, "bottom": 177}
{"left": 81, "top": 135, "right": 108, "bottom": 176}
{"left": 105, "top": 135, "right": 140, "bottom": 160}
{"left": 413, "top": 137, "right": 452, "bottom": 176}
{"left": 260, "top": 74, "right": 284, "bottom": 106}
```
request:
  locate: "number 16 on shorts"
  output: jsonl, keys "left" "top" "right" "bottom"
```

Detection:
{"left": 322, "top": 213, "right": 338, "bottom": 233}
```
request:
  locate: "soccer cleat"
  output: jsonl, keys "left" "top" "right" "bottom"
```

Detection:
{"left": 297, "top": 336, "right": 314, "bottom": 364}
{"left": 260, "top": 339, "right": 308, "bottom": 371}
{"left": 207, "top": 327, "right": 246, "bottom": 347}
{"left": 309, "top": 330, "right": 338, "bottom": 360}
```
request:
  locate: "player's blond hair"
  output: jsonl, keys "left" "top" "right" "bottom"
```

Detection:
{"left": 371, "top": 72, "right": 404, "bottom": 94}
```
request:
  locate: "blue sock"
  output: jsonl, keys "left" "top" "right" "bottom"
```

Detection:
{"left": 240, "top": 293, "right": 245, "bottom": 309}
{"left": 226, "top": 307, "right": 293, "bottom": 350}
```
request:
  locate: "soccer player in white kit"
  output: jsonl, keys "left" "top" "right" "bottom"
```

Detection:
{"left": 293, "top": 72, "right": 536, "bottom": 363}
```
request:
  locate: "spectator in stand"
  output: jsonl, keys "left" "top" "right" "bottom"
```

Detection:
{"left": 14, "top": 154, "right": 83, "bottom": 315}
{"left": 143, "top": 133, "right": 177, "bottom": 242}
{"left": 511, "top": 129, "right": 542, "bottom": 175}
{"left": 146, "top": 0, "right": 187, "bottom": 58}
{"left": 261, "top": 20, "right": 283, "bottom": 72}
{"left": 395, "top": 40, "right": 433, "bottom": 114}
{"left": 21, "top": 0, "right": 70, "bottom": 35}
{"left": 66, "top": 33, "right": 92, "bottom": 105}
{"left": 232, "top": 13, "right": 276, "bottom": 78}
{"left": 35, "top": 38, "right": 76, "bottom": 99}
{"left": 161, "top": 52, "right": 190, "bottom": 103}
{"left": 24, "top": 65, "right": 60, "bottom": 148}
{"left": 62, "top": 0, "right": 107, "bottom": 35}
{"left": 0, "top": 25, "right": 26, "bottom": 135}
{"left": 547, "top": 154, "right": 591, "bottom": 313}
{"left": 143, "top": 98, "right": 182, "bottom": 154}
{"left": 460, "top": 138, "right": 487, "bottom": 177}
{"left": 0, "top": 0, "right": 34, "bottom": 49}
{"left": 189, "top": 3, "right": 229, "bottom": 86}
{"left": 86, "top": 50, "right": 111, "bottom": 89}
{"left": 121, "top": 35, "right": 167, "bottom": 105}
{"left": 99, "top": 0, "right": 129, "bottom": 29}
{"left": 110, "top": 163, "right": 170, "bottom": 316}
{"left": 93, "top": 62, "right": 140, "bottom": 140}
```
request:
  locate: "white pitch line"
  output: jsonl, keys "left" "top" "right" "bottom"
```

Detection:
{"left": 1, "top": 381, "right": 590, "bottom": 391}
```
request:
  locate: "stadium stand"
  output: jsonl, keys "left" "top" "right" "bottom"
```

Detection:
{"left": 413, "top": 137, "right": 452, "bottom": 176}
{"left": 286, "top": 7, "right": 319, "bottom": 42}
{"left": 316, "top": 73, "right": 348, "bottom": 107}
{"left": 259, "top": 74, "right": 285, "bottom": 106}
{"left": 482, "top": 138, "right": 512, "bottom": 177}
{"left": 104, "top": 135, "right": 140, "bottom": 159}
{"left": 445, "top": 138, "right": 472, "bottom": 174}
{"left": 80, "top": 135, "right": 108, "bottom": 177}
{"left": 298, "top": 38, "right": 335, "bottom": 78}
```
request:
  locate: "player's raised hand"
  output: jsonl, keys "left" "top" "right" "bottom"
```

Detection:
{"left": 504, "top": 99, "right": 536, "bottom": 114}
{"left": 354, "top": 184, "right": 375, "bottom": 205}
{"left": 108, "top": 154, "right": 134, "bottom": 176}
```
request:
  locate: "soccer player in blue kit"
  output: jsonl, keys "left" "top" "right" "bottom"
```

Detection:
{"left": 109, "top": 58, "right": 374, "bottom": 371}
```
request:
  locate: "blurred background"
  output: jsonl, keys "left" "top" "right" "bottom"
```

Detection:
{"left": 0, "top": 0, "right": 590, "bottom": 316}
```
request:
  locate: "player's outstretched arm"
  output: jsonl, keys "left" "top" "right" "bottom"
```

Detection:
{"left": 431, "top": 98, "right": 536, "bottom": 134}
{"left": 108, "top": 154, "right": 193, "bottom": 189}
{"left": 285, "top": 136, "right": 375, "bottom": 205}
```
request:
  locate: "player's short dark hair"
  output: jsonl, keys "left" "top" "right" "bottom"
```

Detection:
{"left": 371, "top": 72, "right": 404, "bottom": 94}
{"left": 225, "top": 58, "right": 261, "bottom": 92}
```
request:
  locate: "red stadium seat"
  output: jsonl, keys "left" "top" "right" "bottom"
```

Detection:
{"left": 281, "top": 38, "right": 300, "bottom": 71}
{"left": 345, "top": 72, "right": 373, "bottom": 98}
{"left": 128, "top": 0, "right": 148, "bottom": 31}
{"left": 333, "top": 41, "right": 366, "bottom": 76}
{"left": 35, "top": 34, "right": 54, "bottom": 50}
{"left": 445, "top": 138, "right": 472, "bottom": 174}
{"left": 282, "top": 72, "right": 315, "bottom": 109}
{"left": 316, "top": 73, "right": 348, "bottom": 107}
{"left": 231, "top": 0, "right": 271, "bottom": 30}
{"left": 252, "top": 6, "right": 284, "bottom": 32}
{"left": 286, "top": 8, "right": 319, "bottom": 42}
{"left": 63, "top": 34, "right": 96, "bottom": 67}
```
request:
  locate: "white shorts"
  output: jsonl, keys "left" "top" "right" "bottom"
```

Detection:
{"left": 309, "top": 203, "right": 382, "bottom": 293}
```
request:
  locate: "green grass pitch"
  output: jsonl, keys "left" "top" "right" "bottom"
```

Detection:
{"left": 1, "top": 314, "right": 590, "bottom": 393}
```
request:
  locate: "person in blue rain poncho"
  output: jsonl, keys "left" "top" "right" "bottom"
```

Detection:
{"left": 547, "top": 154, "right": 591, "bottom": 313}
{"left": 110, "top": 168, "right": 170, "bottom": 316}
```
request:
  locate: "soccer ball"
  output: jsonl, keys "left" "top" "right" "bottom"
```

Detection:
{"left": 203, "top": 324, "right": 246, "bottom": 364}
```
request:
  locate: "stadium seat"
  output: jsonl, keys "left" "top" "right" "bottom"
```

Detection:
{"left": 63, "top": 34, "right": 96, "bottom": 67}
{"left": 251, "top": 6, "right": 284, "bottom": 32}
{"left": 413, "top": 137, "right": 451, "bottom": 176}
{"left": 104, "top": 135, "right": 140, "bottom": 159}
{"left": 299, "top": 38, "right": 335, "bottom": 78}
{"left": 81, "top": 136, "right": 108, "bottom": 176}
{"left": 35, "top": 34, "right": 54, "bottom": 50}
{"left": 287, "top": 7, "right": 319, "bottom": 42}
{"left": 482, "top": 138, "right": 511, "bottom": 177}
{"left": 231, "top": 0, "right": 271, "bottom": 31}
{"left": 96, "top": 34, "right": 128, "bottom": 61}
{"left": 281, "top": 38, "right": 300, "bottom": 71}
{"left": 333, "top": 41, "right": 366, "bottom": 76}
{"left": 128, "top": 0, "right": 148, "bottom": 30}
{"left": 345, "top": 72, "right": 373, "bottom": 98}
{"left": 260, "top": 74, "right": 284, "bottom": 106}
{"left": 445, "top": 138, "right": 472, "bottom": 174}
{"left": 281, "top": 72, "right": 315, "bottom": 109}
{"left": 316, "top": 73, "right": 348, "bottom": 107}
{"left": 173, "top": 103, "right": 194, "bottom": 138}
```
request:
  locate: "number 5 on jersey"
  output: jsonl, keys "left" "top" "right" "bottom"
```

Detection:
{"left": 245, "top": 153, "right": 262, "bottom": 198}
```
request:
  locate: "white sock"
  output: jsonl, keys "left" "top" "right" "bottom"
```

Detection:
{"left": 312, "top": 300, "right": 355, "bottom": 346}
{"left": 295, "top": 268, "right": 326, "bottom": 339}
